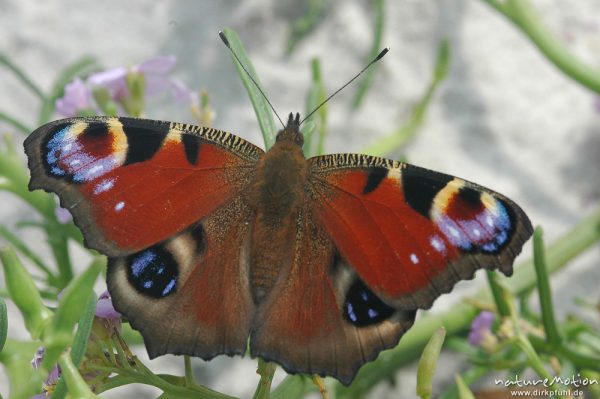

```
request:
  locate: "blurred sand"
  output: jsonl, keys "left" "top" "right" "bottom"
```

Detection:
{"left": 1, "top": 0, "right": 599, "bottom": 397}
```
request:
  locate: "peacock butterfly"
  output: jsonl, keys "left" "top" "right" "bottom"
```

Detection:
{"left": 24, "top": 49, "right": 532, "bottom": 385}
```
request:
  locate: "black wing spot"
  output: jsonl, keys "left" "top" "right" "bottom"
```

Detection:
{"left": 190, "top": 222, "right": 206, "bottom": 255}
{"left": 82, "top": 122, "right": 110, "bottom": 138}
{"left": 182, "top": 134, "right": 201, "bottom": 165}
{"left": 458, "top": 186, "right": 481, "bottom": 205}
{"left": 123, "top": 121, "right": 169, "bottom": 165}
{"left": 126, "top": 245, "right": 178, "bottom": 298}
{"left": 402, "top": 167, "right": 453, "bottom": 218}
{"left": 363, "top": 167, "right": 388, "bottom": 195}
{"left": 343, "top": 278, "right": 395, "bottom": 327}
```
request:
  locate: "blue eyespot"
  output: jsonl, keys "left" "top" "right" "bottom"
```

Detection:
{"left": 126, "top": 246, "right": 178, "bottom": 298}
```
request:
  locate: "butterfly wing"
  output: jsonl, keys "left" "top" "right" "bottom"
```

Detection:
{"left": 108, "top": 196, "right": 255, "bottom": 359}
{"left": 250, "top": 203, "right": 416, "bottom": 385}
{"left": 26, "top": 116, "right": 264, "bottom": 359}
{"left": 24, "top": 116, "right": 263, "bottom": 256}
{"left": 308, "top": 154, "right": 533, "bottom": 310}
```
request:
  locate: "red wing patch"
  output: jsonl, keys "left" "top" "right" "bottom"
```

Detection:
{"left": 308, "top": 154, "right": 533, "bottom": 309}
{"left": 24, "top": 116, "right": 264, "bottom": 256}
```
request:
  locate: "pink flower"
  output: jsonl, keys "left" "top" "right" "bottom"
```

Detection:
{"left": 96, "top": 290, "right": 121, "bottom": 320}
{"left": 468, "top": 311, "right": 495, "bottom": 346}
{"left": 55, "top": 55, "right": 195, "bottom": 117}
{"left": 54, "top": 206, "right": 72, "bottom": 224}
{"left": 30, "top": 347, "right": 62, "bottom": 398}
{"left": 55, "top": 78, "right": 93, "bottom": 117}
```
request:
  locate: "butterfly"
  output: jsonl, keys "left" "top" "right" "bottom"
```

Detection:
{"left": 24, "top": 111, "right": 532, "bottom": 384}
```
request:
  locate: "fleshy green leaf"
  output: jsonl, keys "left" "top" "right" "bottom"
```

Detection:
{"left": 0, "top": 246, "right": 53, "bottom": 338}
{"left": 50, "top": 292, "right": 98, "bottom": 399}
{"left": 220, "top": 29, "right": 278, "bottom": 149}
{"left": 417, "top": 327, "right": 446, "bottom": 399}
{"left": 0, "top": 298, "right": 7, "bottom": 352}
{"left": 42, "top": 261, "right": 102, "bottom": 370}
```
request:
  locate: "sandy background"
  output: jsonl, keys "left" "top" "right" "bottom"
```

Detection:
{"left": 1, "top": 0, "right": 599, "bottom": 397}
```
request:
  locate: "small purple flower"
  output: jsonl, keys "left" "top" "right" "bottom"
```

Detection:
{"left": 468, "top": 311, "right": 495, "bottom": 346}
{"left": 88, "top": 66, "right": 128, "bottom": 100}
{"left": 55, "top": 78, "right": 93, "bottom": 117}
{"left": 96, "top": 290, "right": 121, "bottom": 320}
{"left": 54, "top": 206, "right": 72, "bottom": 224}
{"left": 30, "top": 348, "right": 62, "bottom": 398}
{"left": 594, "top": 97, "right": 600, "bottom": 114}
{"left": 56, "top": 54, "right": 195, "bottom": 118}
{"left": 31, "top": 346, "right": 45, "bottom": 369}
{"left": 96, "top": 290, "right": 121, "bottom": 336}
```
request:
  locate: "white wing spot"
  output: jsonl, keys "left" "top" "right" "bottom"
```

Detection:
{"left": 114, "top": 201, "right": 125, "bottom": 212}
{"left": 410, "top": 253, "right": 419, "bottom": 264}
{"left": 430, "top": 235, "right": 446, "bottom": 254}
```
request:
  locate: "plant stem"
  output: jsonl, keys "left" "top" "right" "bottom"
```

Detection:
{"left": 482, "top": 0, "right": 600, "bottom": 94}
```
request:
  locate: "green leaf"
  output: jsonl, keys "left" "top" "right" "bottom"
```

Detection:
{"left": 58, "top": 352, "right": 101, "bottom": 398}
{"left": 0, "top": 246, "right": 53, "bottom": 338}
{"left": 454, "top": 374, "right": 476, "bottom": 399}
{"left": 50, "top": 293, "right": 97, "bottom": 399}
{"left": 416, "top": 327, "right": 446, "bottom": 399}
{"left": 0, "top": 298, "right": 7, "bottom": 352}
{"left": 532, "top": 227, "right": 562, "bottom": 347}
{"left": 0, "top": 339, "right": 44, "bottom": 399}
{"left": 220, "top": 29, "right": 278, "bottom": 149}
{"left": 271, "top": 376, "right": 312, "bottom": 399}
{"left": 286, "top": 0, "right": 326, "bottom": 55}
{"left": 0, "top": 225, "right": 55, "bottom": 281}
{"left": 302, "top": 58, "right": 328, "bottom": 156}
{"left": 485, "top": 270, "right": 511, "bottom": 317}
{"left": 37, "top": 56, "right": 99, "bottom": 125}
{"left": 352, "top": 0, "right": 385, "bottom": 108}
{"left": 42, "top": 261, "right": 102, "bottom": 370}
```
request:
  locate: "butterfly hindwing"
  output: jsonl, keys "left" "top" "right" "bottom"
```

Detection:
{"left": 107, "top": 195, "right": 255, "bottom": 359}
{"left": 24, "top": 116, "right": 264, "bottom": 256}
{"left": 308, "top": 153, "right": 533, "bottom": 310}
{"left": 250, "top": 203, "right": 416, "bottom": 385}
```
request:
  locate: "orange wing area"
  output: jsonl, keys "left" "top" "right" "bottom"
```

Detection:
{"left": 308, "top": 154, "right": 533, "bottom": 309}
{"left": 25, "top": 116, "right": 263, "bottom": 257}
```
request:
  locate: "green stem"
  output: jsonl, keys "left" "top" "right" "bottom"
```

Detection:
{"left": 485, "top": 270, "right": 511, "bottom": 317}
{"left": 0, "top": 110, "right": 31, "bottom": 134}
{"left": 532, "top": 227, "right": 562, "bottom": 347}
{"left": 253, "top": 358, "right": 277, "bottom": 399}
{"left": 362, "top": 39, "right": 450, "bottom": 156}
{"left": 0, "top": 52, "right": 44, "bottom": 99}
{"left": 352, "top": 0, "right": 385, "bottom": 108}
{"left": 483, "top": 0, "right": 600, "bottom": 94}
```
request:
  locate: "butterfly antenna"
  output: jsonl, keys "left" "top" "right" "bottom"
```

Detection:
{"left": 219, "top": 31, "right": 286, "bottom": 129}
{"left": 300, "top": 47, "right": 390, "bottom": 125}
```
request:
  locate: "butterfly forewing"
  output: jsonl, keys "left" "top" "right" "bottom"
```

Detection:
{"left": 24, "top": 116, "right": 264, "bottom": 256}
{"left": 308, "top": 153, "right": 533, "bottom": 310}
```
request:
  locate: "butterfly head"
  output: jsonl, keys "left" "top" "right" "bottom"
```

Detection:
{"left": 275, "top": 112, "right": 304, "bottom": 147}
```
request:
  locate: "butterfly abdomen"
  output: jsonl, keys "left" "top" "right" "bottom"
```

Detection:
{"left": 247, "top": 139, "right": 308, "bottom": 303}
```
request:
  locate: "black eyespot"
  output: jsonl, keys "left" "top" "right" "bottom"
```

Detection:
{"left": 343, "top": 279, "right": 395, "bottom": 327}
{"left": 126, "top": 246, "right": 178, "bottom": 298}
